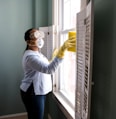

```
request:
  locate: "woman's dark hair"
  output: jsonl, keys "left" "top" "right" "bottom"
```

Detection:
{"left": 24, "top": 28, "right": 39, "bottom": 50}
{"left": 24, "top": 28, "right": 34, "bottom": 50}
{"left": 24, "top": 28, "right": 33, "bottom": 41}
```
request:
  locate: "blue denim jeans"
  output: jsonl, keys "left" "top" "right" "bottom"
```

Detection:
{"left": 20, "top": 84, "right": 46, "bottom": 119}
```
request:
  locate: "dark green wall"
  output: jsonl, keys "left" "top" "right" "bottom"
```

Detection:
{"left": 0, "top": 0, "right": 48, "bottom": 116}
{"left": 35, "top": 0, "right": 48, "bottom": 27}
{"left": 44, "top": 93, "right": 67, "bottom": 119}
{"left": 91, "top": 0, "right": 116, "bottom": 119}
{"left": 0, "top": 0, "right": 62, "bottom": 117}
{"left": 48, "top": 0, "right": 52, "bottom": 26}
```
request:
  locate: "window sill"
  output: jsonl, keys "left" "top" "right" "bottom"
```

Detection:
{"left": 53, "top": 92, "right": 75, "bottom": 119}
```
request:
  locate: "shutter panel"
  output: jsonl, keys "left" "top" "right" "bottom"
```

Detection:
{"left": 47, "top": 26, "right": 55, "bottom": 60}
{"left": 39, "top": 26, "right": 55, "bottom": 60}
{"left": 75, "top": 1, "right": 93, "bottom": 119}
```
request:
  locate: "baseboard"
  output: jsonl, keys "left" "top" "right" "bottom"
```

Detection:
{"left": 48, "top": 114, "right": 52, "bottom": 119}
{"left": 0, "top": 112, "right": 52, "bottom": 119}
{"left": 0, "top": 112, "right": 27, "bottom": 119}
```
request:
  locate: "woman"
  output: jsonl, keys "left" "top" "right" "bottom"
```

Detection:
{"left": 20, "top": 28, "right": 76, "bottom": 119}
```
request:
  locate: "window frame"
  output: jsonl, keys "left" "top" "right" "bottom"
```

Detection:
{"left": 52, "top": 0, "right": 93, "bottom": 119}
{"left": 52, "top": 0, "right": 81, "bottom": 118}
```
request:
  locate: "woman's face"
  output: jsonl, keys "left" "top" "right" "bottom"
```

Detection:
{"left": 26, "top": 29, "right": 45, "bottom": 48}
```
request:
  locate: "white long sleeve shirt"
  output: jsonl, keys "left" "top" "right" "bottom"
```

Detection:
{"left": 20, "top": 50, "right": 63, "bottom": 95}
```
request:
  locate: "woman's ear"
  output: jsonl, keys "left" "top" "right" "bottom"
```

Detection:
{"left": 26, "top": 39, "right": 37, "bottom": 46}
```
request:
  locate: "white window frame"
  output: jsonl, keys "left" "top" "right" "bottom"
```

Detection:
{"left": 52, "top": 0, "right": 81, "bottom": 118}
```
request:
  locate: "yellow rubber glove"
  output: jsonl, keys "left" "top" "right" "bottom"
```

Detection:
{"left": 56, "top": 35, "right": 76, "bottom": 58}
{"left": 49, "top": 48, "right": 59, "bottom": 62}
{"left": 67, "top": 31, "right": 76, "bottom": 52}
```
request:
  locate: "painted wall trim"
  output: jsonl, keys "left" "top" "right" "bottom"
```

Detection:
{"left": 48, "top": 114, "right": 52, "bottom": 119}
{"left": 0, "top": 112, "right": 27, "bottom": 119}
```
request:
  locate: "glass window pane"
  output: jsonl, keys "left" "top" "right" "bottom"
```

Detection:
{"left": 63, "top": 0, "right": 71, "bottom": 29}
{"left": 59, "top": 0, "right": 81, "bottom": 106}
{"left": 61, "top": 52, "right": 76, "bottom": 104}
{"left": 60, "top": 33, "right": 76, "bottom": 105}
{"left": 63, "top": 0, "right": 81, "bottom": 30}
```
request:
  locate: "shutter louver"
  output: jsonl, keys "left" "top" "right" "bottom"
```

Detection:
{"left": 75, "top": 1, "right": 93, "bottom": 119}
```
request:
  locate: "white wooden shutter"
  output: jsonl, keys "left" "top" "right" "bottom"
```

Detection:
{"left": 39, "top": 26, "right": 55, "bottom": 60}
{"left": 75, "top": 1, "right": 93, "bottom": 119}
